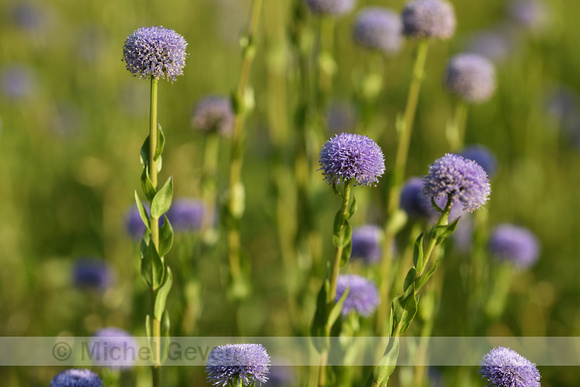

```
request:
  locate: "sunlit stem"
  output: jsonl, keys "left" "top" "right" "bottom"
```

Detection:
{"left": 447, "top": 100, "right": 468, "bottom": 152}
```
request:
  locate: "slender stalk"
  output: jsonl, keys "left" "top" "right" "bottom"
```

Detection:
{"left": 201, "top": 133, "right": 219, "bottom": 239}
{"left": 447, "top": 100, "right": 468, "bottom": 152}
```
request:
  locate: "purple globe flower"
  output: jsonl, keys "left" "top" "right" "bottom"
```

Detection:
{"left": 192, "top": 96, "right": 235, "bottom": 137}
{"left": 400, "top": 177, "right": 436, "bottom": 220}
{"left": 479, "top": 346, "right": 541, "bottom": 387}
{"left": 488, "top": 224, "right": 540, "bottom": 268}
{"left": 206, "top": 344, "right": 270, "bottom": 386}
{"left": 122, "top": 26, "right": 187, "bottom": 82}
{"left": 73, "top": 258, "right": 113, "bottom": 291}
{"left": 401, "top": 0, "right": 456, "bottom": 40}
{"left": 424, "top": 154, "right": 490, "bottom": 213}
{"left": 445, "top": 53, "right": 496, "bottom": 103}
{"left": 460, "top": 145, "right": 498, "bottom": 177}
{"left": 351, "top": 225, "right": 382, "bottom": 264}
{"left": 50, "top": 369, "right": 103, "bottom": 387}
{"left": 90, "top": 328, "right": 138, "bottom": 370}
{"left": 353, "top": 8, "right": 403, "bottom": 55}
{"left": 507, "top": 0, "right": 549, "bottom": 31}
{"left": 166, "top": 198, "right": 206, "bottom": 233}
{"left": 335, "top": 274, "right": 380, "bottom": 317}
{"left": 1, "top": 65, "right": 36, "bottom": 100}
{"left": 305, "top": 0, "right": 355, "bottom": 16}
{"left": 465, "top": 28, "right": 515, "bottom": 63}
{"left": 319, "top": 133, "right": 385, "bottom": 186}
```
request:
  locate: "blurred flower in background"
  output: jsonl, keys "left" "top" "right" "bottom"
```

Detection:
{"left": 166, "top": 198, "right": 207, "bottom": 233}
{"left": 352, "top": 7, "right": 403, "bottom": 55}
{"left": 0, "top": 64, "right": 37, "bottom": 101}
{"left": 72, "top": 258, "right": 114, "bottom": 291}
{"left": 401, "top": 0, "right": 456, "bottom": 40}
{"left": 464, "top": 26, "right": 516, "bottom": 63}
{"left": 335, "top": 274, "right": 380, "bottom": 317}
{"left": 488, "top": 224, "right": 540, "bottom": 269}
{"left": 460, "top": 144, "right": 498, "bottom": 177}
{"left": 326, "top": 100, "right": 357, "bottom": 134}
{"left": 191, "top": 96, "right": 235, "bottom": 137}
{"left": 89, "top": 327, "right": 138, "bottom": 370}
{"left": 507, "top": 0, "right": 550, "bottom": 32}
{"left": 305, "top": 0, "right": 356, "bottom": 16}
{"left": 350, "top": 225, "right": 383, "bottom": 264}
{"left": 444, "top": 53, "right": 496, "bottom": 104}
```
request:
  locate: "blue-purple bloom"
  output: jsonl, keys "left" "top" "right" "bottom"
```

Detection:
{"left": 465, "top": 28, "right": 515, "bottom": 63}
{"left": 351, "top": 225, "right": 382, "bottom": 264}
{"left": 192, "top": 96, "right": 235, "bottom": 137}
{"left": 488, "top": 224, "right": 540, "bottom": 268}
{"left": 423, "top": 153, "right": 490, "bottom": 213}
{"left": 90, "top": 328, "right": 138, "bottom": 370}
{"left": 445, "top": 53, "right": 496, "bottom": 103}
{"left": 319, "top": 133, "right": 385, "bottom": 186}
{"left": 400, "top": 177, "right": 435, "bottom": 220}
{"left": 335, "top": 274, "right": 380, "bottom": 317}
{"left": 206, "top": 344, "right": 270, "bottom": 386}
{"left": 401, "top": 0, "right": 456, "bottom": 40}
{"left": 50, "top": 369, "right": 103, "bottom": 387}
{"left": 305, "top": 0, "right": 355, "bottom": 16}
{"left": 460, "top": 145, "right": 498, "bottom": 177}
{"left": 122, "top": 26, "right": 187, "bottom": 82}
{"left": 1, "top": 65, "right": 36, "bottom": 100}
{"left": 507, "top": 0, "right": 549, "bottom": 31}
{"left": 479, "top": 346, "right": 541, "bottom": 387}
{"left": 352, "top": 8, "right": 403, "bottom": 55}
{"left": 73, "top": 258, "right": 113, "bottom": 291}
{"left": 166, "top": 198, "right": 206, "bottom": 233}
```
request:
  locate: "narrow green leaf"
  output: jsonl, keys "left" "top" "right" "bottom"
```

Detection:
{"left": 340, "top": 240, "right": 352, "bottom": 267}
{"left": 412, "top": 233, "right": 424, "bottom": 271}
{"left": 145, "top": 314, "right": 151, "bottom": 340}
{"left": 141, "top": 168, "right": 156, "bottom": 201}
{"left": 155, "top": 123, "right": 165, "bottom": 161}
{"left": 333, "top": 210, "right": 343, "bottom": 236}
{"left": 151, "top": 176, "right": 173, "bottom": 219}
{"left": 347, "top": 195, "right": 357, "bottom": 220}
{"left": 158, "top": 215, "right": 174, "bottom": 258}
{"left": 310, "top": 281, "right": 329, "bottom": 353}
{"left": 141, "top": 242, "right": 165, "bottom": 289}
{"left": 367, "top": 337, "right": 400, "bottom": 386}
{"left": 328, "top": 286, "right": 349, "bottom": 328}
{"left": 403, "top": 268, "right": 417, "bottom": 294}
{"left": 392, "top": 290, "right": 418, "bottom": 336}
{"left": 140, "top": 135, "right": 150, "bottom": 167}
{"left": 160, "top": 310, "right": 171, "bottom": 363}
{"left": 435, "top": 218, "right": 460, "bottom": 245}
{"left": 154, "top": 267, "right": 173, "bottom": 320}
{"left": 416, "top": 260, "right": 439, "bottom": 291}
{"left": 134, "top": 191, "right": 150, "bottom": 232}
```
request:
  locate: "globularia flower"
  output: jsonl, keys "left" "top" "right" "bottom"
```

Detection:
{"left": 507, "top": 0, "right": 548, "bottom": 31}
{"left": 479, "top": 346, "right": 541, "bottom": 387}
{"left": 488, "top": 224, "right": 540, "bottom": 268}
{"left": 401, "top": 0, "right": 456, "bottom": 40}
{"left": 206, "top": 344, "right": 270, "bottom": 386}
{"left": 423, "top": 153, "right": 490, "bottom": 213}
{"left": 319, "top": 133, "right": 385, "bottom": 186}
{"left": 335, "top": 274, "right": 380, "bottom": 317}
{"left": 1, "top": 65, "right": 36, "bottom": 100}
{"left": 166, "top": 198, "right": 206, "bottom": 232}
{"left": 353, "top": 8, "right": 403, "bottom": 55}
{"left": 122, "top": 26, "right": 187, "bottom": 82}
{"left": 50, "top": 369, "right": 103, "bottom": 387}
{"left": 305, "top": 0, "right": 355, "bottom": 16}
{"left": 466, "top": 28, "right": 514, "bottom": 63}
{"left": 351, "top": 225, "right": 382, "bottom": 264}
{"left": 73, "top": 258, "right": 113, "bottom": 291}
{"left": 445, "top": 53, "right": 496, "bottom": 103}
{"left": 192, "top": 96, "right": 235, "bottom": 137}
{"left": 460, "top": 145, "right": 498, "bottom": 177}
{"left": 400, "top": 177, "right": 436, "bottom": 220}
{"left": 90, "top": 328, "right": 138, "bottom": 370}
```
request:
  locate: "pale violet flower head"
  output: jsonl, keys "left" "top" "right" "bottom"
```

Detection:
{"left": 445, "top": 53, "right": 496, "bottom": 103}
{"left": 50, "top": 369, "right": 103, "bottom": 387}
{"left": 122, "top": 26, "right": 187, "bottom": 82}
{"left": 305, "top": 0, "right": 355, "bottom": 16}
{"left": 351, "top": 225, "right": 383, "bottom": 264}
{"left": 192, "top": 96, "right": 235, "bottom": 137}
{"left": 319, "top": 133, "right": 385, "bottom": 186}
{"left": 166, "top": 198, "right": 206, "bottom": 233}
{"left": 206, "top": 344, "right": 270, "bottom": 386}
{"left": 90, "top": 328, "right": 138, "bottom": 370}
{"left": 479, "top": 346, "right": 541, "bottom": 387}
{"left": 488, "top": 224, "right": 540, "bottom": 268}
{"left": 401, "top": 0, "right": 456, "bottom": 40}
{"left": 460, "top": 145, "right": 498, "bottom": 177}
{"left": 335, "top": 274, "right": 380, "bottom": 317}
{"left": 353, "top": 8, "right": 403, "bottom": 55}
{"left": 72, "top": 258, "right": 114, "bottom": 291}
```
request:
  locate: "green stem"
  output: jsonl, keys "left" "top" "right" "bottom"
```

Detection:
{"left": 447, "top": 100, "right": 468, "bottom": 152}
{"left": 201, "top": 133, "right": 219, "bottom": 238}
{"left": 328, "top": 180, "right": 353, "bottom": 303}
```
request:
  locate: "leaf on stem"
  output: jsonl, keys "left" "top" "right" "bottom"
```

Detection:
{"left": 415, "top": 259, "right": 439, "bottom": 291}
{"left": 347, "top": 194, "right": 357, "bottom": 219}
{"left": 155, "top": 123, "right": 165, "bottom": 161}
{"left": 391, "top": 288, "right": 418, "bottom": 336}
{"left": 310, "top": 280, "right": 330, "bottom": 353}
{"left": 412, "top": 233, "right": 424, "bottom": 272}
{"left": 328, "top": 286, "right": 349, "bottom": 328}
{"left": 158, "top": 215, "right": 174, "bottom": 258}
{"left": 431, "top": 217, "right": 460, "bottom": 245}
{"left": 366, "top": 337, "right": 400, "bottom": 386}
{"left": 151, "top": 176, "right": 173, "bottom": 219}
{"left": 141, "top": 241, "right": 165, "bottom": 289}
{"left": 140, "top": 168, "right": 156, "bottom": 201}
{"left": 134, "top": 191, "right": 150, "bottom": 232}
{"left": 154, "top": 267, "right": 173, "bottom": 320}
{"left": 140, "top": 135, "right": 150, "bottom": 167}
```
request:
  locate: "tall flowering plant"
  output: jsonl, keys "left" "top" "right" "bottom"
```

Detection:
{"left": 122, "top": 25, "right": 187, "bottom": 387}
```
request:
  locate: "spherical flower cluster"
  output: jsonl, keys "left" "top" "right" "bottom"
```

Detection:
{"left": 305, "top": 0, "right": 355, "bottom": 16}
{"left": 466, "top": 29, "right": 514, "bottom": 63}
{"left": 423, "top": 153, "right": 490, "bottom": 213}
{"left": 351, "top": 225, "right": 382, "bottom": 264}
{"left": 1, "top": 65, "right": 36, "bottom": 100}
{"left": 73, "top": 258, "right": 113, "bottom": 291}
{"left": 479, "top": 346, "right": 541, "bottom": 387}
{"left": 507, "top": 0, "right": 548, "bottom": 31}
{"left": 50, "top": 369, "right": 103, "bottom": 387}
{"left": 352, "top": 8, "right": 402, "bottom": 55}
{"left": 445, "top": 53, "right": 496, "bottom": 103}
{"left": 401, "top": 0, "right": 456, "bottom": 40}
{"left": 460, "top": 144, "right": 498, "bottom": 177}
{"left": 122, "top": 26, "right": 187, "bottom": 82}
{"left": 166, "top": 198, "right": 206, "bottom": 232}
{"left": 318, "top": 133, "right": 385, "bottom": 186}
{"left": 206, "top": 344, "right": 270, "bottom": 386}
{"left": 90, "top": 328, "right": 138, "bottom": 370}
{"left": 335, "top": 274, "right": 380, "bottom": 317}
{"left": 488, "top": 224, "right": 540, "bottom": 268}
{"left": 191, "top": 96, "right": 235, "bottom": 137}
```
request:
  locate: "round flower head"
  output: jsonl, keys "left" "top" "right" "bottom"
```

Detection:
{"left": 73, "top": 258, "right": 113, "bottom": 291}
{"left": 423, "top": 153, "right": 490, "bottom": 213}
{"left": 192, "top": 96, "right": 234, "bottom": 137}
{"left": 445, "top": 53, "right": 496, "bottom": 103}
{"left": 460, "top": 144, "right": 498, "bottom": 177}
{"left": 400, "top": 177, "right": 436, "bottom": 220}
{"left": 353, "top": 8, "right": 403, "bottom": 55}
{"left": 305, "top": 0, "right": 355, "bottom": 16}
{"left": 488, "top": 224, "right": 540, "bottom": 268}
{"left": 50, "top": 369, "right": 103, "bottom": 387}
{"left": 479, "top": 346, "right": 541, "bottom": 387}
{"left": 335, "top": 274, "right": 380, "bottom": 317}
{"left": 1, "top": 65, "right": 36, "bottom": 100}
{"left": 90, "top": 328, "right": 138, "bottom": 370}
{"left": 351, "top": 225, "right": 382, "bottom": 264}
{"left": 319, "top": 133, "right": 385, "bottom": 186}
{"left": 206, "top": 343, "right": 270, "bottom": 386}
{"left": 166, "top": 198, "right": 206, "bottom": 233}
{"left": 507, "top": 0, "right": 549, "bottom": 31}
{"left": 401, "top": 0, "right": 456, "bottom": 40}
{"left": 465, "top": 28, "right": 514, "bottom": 63}
{"left": 122, "top": 26, "right": 187, "bottom": 82}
